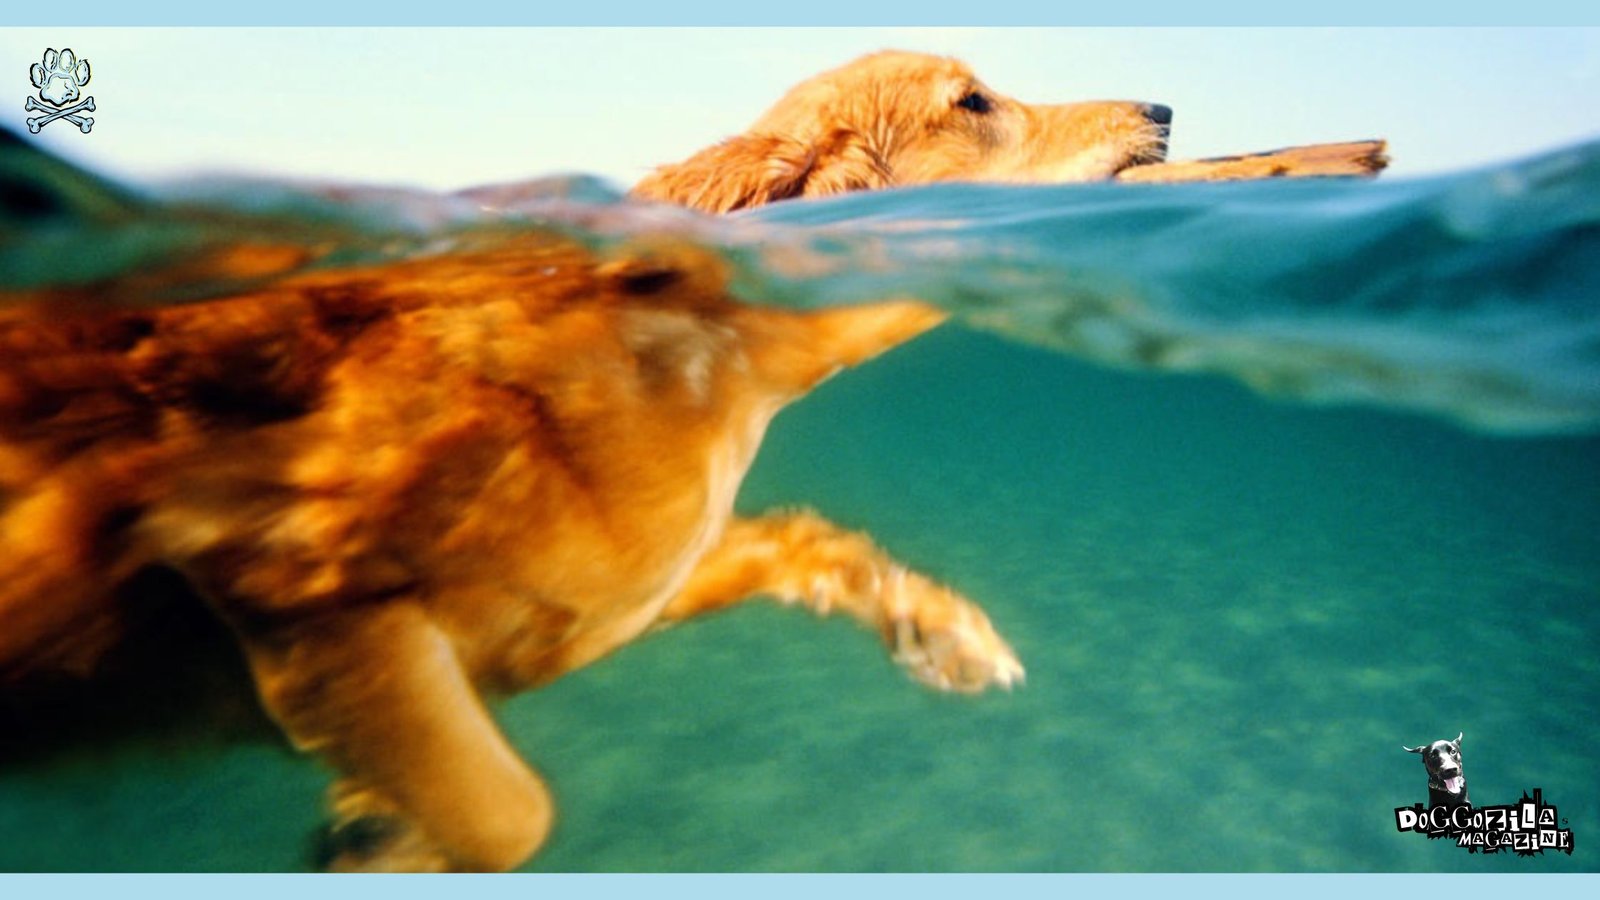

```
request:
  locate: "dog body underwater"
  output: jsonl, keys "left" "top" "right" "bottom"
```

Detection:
{"left": 0, "top": 233, "right": 1023, "bottom": 871}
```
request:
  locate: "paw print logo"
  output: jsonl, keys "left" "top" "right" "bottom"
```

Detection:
{"left": 25, "top": 48, "right": 95, "bottom": 134}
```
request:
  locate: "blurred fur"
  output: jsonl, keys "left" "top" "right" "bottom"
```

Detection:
{"left": 0, "top": 234, "right": 1022, "bottom": 871}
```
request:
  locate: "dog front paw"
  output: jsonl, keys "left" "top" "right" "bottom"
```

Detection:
{"left": 882, "top": 568, "right": 1024, "bottom": 693}
{"left": 314, "top": 783, "right": 451, "bottom": 872}
{"left": 313, "top": 814, "right": 451, "bottom": 873}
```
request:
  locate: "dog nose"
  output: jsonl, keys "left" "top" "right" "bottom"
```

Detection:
{"left": 1144, "top": 104, "right": 1173, "bottom": 126}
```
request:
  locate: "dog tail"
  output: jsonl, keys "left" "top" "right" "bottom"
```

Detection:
{"left": 742, "top": 299, "right": 947, "bottom": 398}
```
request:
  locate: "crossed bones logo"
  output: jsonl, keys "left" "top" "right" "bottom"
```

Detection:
{"left": 26, "top": 48, "right": 94, "bottom": 134}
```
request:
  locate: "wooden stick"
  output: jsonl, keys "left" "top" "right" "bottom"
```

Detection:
{"left": 1116, "top": 140, "right": 1388, "bottom": 183}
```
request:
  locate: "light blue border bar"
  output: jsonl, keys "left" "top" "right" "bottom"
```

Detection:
{"left": 2, "top": 1, "right": 1599, "bottom": 25}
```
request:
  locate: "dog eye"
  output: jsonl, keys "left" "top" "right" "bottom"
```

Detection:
{"left": 955, "top": 91, "right": 992, "bottom": 114}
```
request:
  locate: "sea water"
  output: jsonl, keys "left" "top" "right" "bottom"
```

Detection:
{"left": 1, "top": 138, "right": 1596, "bottom": 871}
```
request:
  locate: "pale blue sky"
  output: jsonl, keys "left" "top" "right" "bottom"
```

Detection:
{"left": 4, "top": 28, "right": 1599, "bottom": 191}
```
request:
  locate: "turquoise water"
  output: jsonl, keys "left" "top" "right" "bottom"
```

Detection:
{"left": 1, "top": 134, "right": 1596, "bottom": 871}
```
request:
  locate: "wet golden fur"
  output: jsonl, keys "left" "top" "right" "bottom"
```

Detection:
{"left": 0, "top": 49, "right": 1387, "bottom": 872}
{"left": 0, "top": 235, "right": 1022, "bottom": 871}
{"left": 633, "top": 50, "right": 1386, "bottom": 213}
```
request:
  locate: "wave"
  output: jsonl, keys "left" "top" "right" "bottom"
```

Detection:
{"left": 5, "top": 129, "right": 1598, "bottom": 434}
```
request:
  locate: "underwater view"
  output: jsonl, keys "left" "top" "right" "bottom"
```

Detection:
{"left": 0, "top": 133, "right": 1596, "bottom": 872}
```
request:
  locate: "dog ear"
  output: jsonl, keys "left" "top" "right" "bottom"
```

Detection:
{"left": 1402, "top": 745, "right": 1426, "bottom": 753}
{"left": 791, "top": 130, "right": 891, "bottom": 200}
{"left": 632, "top": 130, "right": 889, "bottom": 214}
{"left": 632, "top": 134, "right": 816, "bottom": 213}
{"left": 1454, "top": 732, "right": 1463, "bottom": 747}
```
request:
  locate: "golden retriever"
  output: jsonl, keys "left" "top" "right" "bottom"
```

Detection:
{"left": 0, "top": 232, "right": 1022, "bottom": 872}
{"left": 633, "top": 50, "right": 1387, "bottom": 212}
{"left": 1, "top": 49, "right": 1385, "bottom": 873}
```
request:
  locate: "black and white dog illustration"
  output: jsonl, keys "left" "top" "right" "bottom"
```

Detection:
{"left": 1404, "top": 732, "right": 1469, "bottom": 807}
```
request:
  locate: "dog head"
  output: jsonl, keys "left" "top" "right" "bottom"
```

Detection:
{"left": 633, "top": 50, "right": 1170, "bottom": 213}
{"left": 1404, "top": 732, "right": 1466, "bottom": 798}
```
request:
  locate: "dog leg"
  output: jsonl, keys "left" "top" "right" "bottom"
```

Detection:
{"left": 660, "top": 510, "right": 1023, "bottom": 693}
{"left": 238, "top": 601, "right": 552, "bottom": 872}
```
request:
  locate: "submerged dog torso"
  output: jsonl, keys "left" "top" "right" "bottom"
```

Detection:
{"left": 0, "top": 233, "right": 1021, "bottom": 871}
{"left": 3, "top": 241, "right": 749, "bottom": 679}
